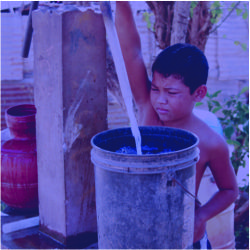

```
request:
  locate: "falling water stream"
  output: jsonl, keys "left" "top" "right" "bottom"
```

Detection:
{"left": 100, "top": 2, "right": 142, "bottom": 155}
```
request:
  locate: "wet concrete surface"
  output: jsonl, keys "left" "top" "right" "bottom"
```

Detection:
{"left": 1, "top": 206, "right": 98, "bottom": 249}
{"left": 1, "top": 226, "right": 65, "bottom": 249}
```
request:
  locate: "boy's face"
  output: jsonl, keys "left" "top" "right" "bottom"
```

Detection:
{"left": 150, "top": 72, "right": 200, "bottom": 125}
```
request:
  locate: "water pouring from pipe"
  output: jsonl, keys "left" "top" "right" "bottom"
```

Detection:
{"left": 100, "top": 1, "right": 142, "bottom": 155}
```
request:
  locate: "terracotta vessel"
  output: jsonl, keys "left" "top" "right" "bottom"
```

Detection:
{"left": 1, "top": 104, "right": 38, "bottom": 209}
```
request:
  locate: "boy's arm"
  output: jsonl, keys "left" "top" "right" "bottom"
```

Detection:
{"left": 194, "top": 136, "right": 239, "bottom": 242}
{"left": 115, "top": 2, "right": 150, "bottom": 108}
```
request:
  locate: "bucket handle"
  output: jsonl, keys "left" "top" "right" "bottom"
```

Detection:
{"left": 165, "top": 154, "right": 201, "bottom": 206}
{"left": 165, "top": 166, "right": 201, "bottom": 206}
{"left": 172, "top": 177, "right": 201, "bottom": 206}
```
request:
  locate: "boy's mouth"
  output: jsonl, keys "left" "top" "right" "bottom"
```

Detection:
{"left": 156, "top": 108, "right": 169, "bottom": 115}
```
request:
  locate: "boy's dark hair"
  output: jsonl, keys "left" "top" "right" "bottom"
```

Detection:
{"left": 152, "top": 43, "right": 209, "bottom": 94}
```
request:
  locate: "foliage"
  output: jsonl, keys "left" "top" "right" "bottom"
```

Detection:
{"left": 190, "top": 1, "right": 198, "bottom": 18}
{"left": 142, "top": 12, "right": 154, "bottom": 31}
{"left": 235, "top": 224, "right": 249, "bottom": 249}
{"left": 210, "top": 1, "right": 223, "bottom": 24}
{"left": 196, "top": 87, "right": 249, "bottom": 174}
{"left": 230, "top": 1, "right": 249, "bottom": 20}
{"left": 208, "top": 1, "right": 248, "bottom": 51}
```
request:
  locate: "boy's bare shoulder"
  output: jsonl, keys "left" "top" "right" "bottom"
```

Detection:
{"left": 191, "top": 115, "right": 228, "bottom": 157}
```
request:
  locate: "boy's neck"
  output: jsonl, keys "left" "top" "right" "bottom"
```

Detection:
{"left": 161, "top": 112, "right": 195, "bottom": 130}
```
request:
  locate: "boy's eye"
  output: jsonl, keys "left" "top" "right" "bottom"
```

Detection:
{"left": 151, "top": 86, "right": 159, "bottom": 91}
{"left": 168, "top": 92, "right": 178, "bottom": 95}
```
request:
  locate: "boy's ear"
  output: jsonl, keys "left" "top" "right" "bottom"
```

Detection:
{"left": 193, "top": 85, "right": 207, "bottom": 101}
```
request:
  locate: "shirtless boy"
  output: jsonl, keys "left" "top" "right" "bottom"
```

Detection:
{"left": 115, "top": 2, "right": 238, "bottom": 248}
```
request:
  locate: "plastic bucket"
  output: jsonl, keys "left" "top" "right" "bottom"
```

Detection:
{"left": 91, "top": 126, "right": 199, "bottom": 249}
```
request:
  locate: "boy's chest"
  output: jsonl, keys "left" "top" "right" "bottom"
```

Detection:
{"left": 195, "top": 144, "right": 209, "bottom": 193}
{"left": 140, "top": 107, "right": 209, "bottom": 187}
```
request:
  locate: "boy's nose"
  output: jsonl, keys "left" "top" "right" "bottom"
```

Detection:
{"left": 157, "top": 93, "right": 168, "bottom": 104}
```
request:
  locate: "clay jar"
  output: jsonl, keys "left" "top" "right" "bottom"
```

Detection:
{"left": 1, "top": 104, "right": 38, "bottom": 209}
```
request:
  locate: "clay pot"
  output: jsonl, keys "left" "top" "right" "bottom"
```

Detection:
{"left": 1, "top": 104, "right": 38, "bottom": 209}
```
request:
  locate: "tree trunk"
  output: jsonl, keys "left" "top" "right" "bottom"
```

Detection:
{"left": 186, "top": 1, "right": 213, "bottom": 52}
{"left": 147, "top": 1, "right": 213, "bottom": 52}
{"left": 146, "top": 1, "right": 174, "bottom": 49}
{"left": 171, "top": 1, "right": 191, "bottom": 45}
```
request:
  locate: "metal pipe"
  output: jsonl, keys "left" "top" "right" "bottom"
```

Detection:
{"left": 22, "top": 1, "right": 39, "bottom": 58}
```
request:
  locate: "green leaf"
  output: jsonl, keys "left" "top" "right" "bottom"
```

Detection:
{"left": 239, "top": 86, "right": 249, "bottom": 95}
{"left": 231, "top": 2, "right": 236, "bottom": 8}
{"left": 224, "top": 126, "right": 235, "bottom": 139}
{"left": 226, "top": 139, "right": 241, "bottom": 147}
{"left": 211, "top": 90, "right": 222, "bottom": 97}
{"left": 242, "top": 10, "right": 248, "bottom": 19}
{"left": 210, "top": 1, "right": 222, "bottom": 24}
{"left": 211, "top": 100, "right": 221, "bottom": 107}
{"left": 143, "top": 12, "right": 152, "bottom": 30}
{"left": 212, "top": 106, "right": 222, "bottom": 113}
{"left": 234, "top": 41, "right": 240, "bottom": 46}
{"left": 195, "top": 102, "right": 203, "bottom": 107}
{"left": 190, "top": 1, "right": 198, "bottom": 18}
{"left": 211, "top": 18, "right": 216, "bottom": 24}
{"left": 241, "top": 43, "right": 247, "bottom": 51}
{"left": 236, "top": 8, "right": 242, "bottom": 16}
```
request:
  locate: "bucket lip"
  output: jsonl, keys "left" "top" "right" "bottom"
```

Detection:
{"left": 91, "top": 126, "right": 199, "bottom": 157}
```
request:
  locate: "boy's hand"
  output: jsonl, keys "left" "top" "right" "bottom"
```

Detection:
{"left": 193, "top": 207, "right": 206, "bottom": 243}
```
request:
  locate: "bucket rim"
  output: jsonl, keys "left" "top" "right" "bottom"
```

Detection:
{"left": 91, "top": 126, "right": 199, "bottom": 157}
{"left": 6, "top": 104, "right": 36, "bottom": 115}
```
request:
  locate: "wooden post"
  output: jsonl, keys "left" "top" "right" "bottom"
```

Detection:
{"left": 33, "top": 5, "right": 107, "bottom": 247}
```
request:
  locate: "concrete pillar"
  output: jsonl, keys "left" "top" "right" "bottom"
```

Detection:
{"left": 33, "top": 5, "right": 107, "bottom": 247}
